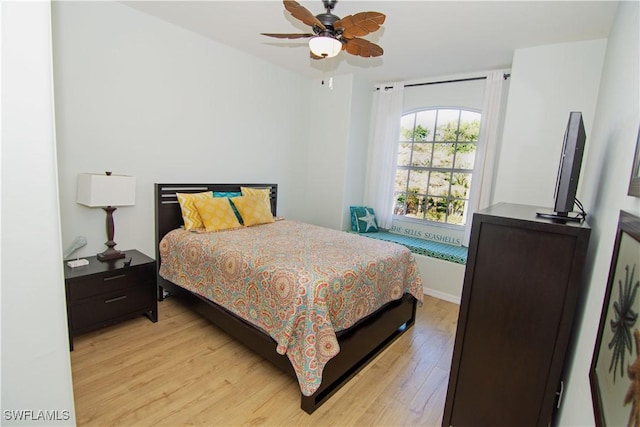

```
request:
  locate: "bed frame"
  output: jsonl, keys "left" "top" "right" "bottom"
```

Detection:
{"left": 154, "top": 183, "right": 418, "bottom": 414}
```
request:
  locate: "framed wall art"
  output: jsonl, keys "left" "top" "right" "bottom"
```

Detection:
{"left": 590, "top": 210, "right": 640, "bottom": 426}
{"left": 629, "top": 126, "right": 640, "bottom": 197}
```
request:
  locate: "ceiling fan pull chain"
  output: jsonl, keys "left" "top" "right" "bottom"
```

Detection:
{"left": 319, "top": 57, "right": 333, "bottom": 90}
{"left": 321, "top": 56, "right": 326, "bottom": 86}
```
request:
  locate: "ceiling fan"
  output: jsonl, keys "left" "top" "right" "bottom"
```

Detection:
{"left": 261, "top": 0, "right": 386, "bottom": 60}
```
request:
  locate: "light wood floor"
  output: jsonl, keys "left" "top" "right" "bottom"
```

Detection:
{"left": 70, "top": 295, "right": 459, "bottom": 426}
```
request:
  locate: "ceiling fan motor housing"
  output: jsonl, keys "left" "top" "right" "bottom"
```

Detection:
{"left": 315, "top": 12, "right": 340, "bottom": 31}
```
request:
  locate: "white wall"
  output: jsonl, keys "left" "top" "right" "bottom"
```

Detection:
{"left": 52, "top": 1, "right": 312, "bottom": 259}
{"left": 303, "top": 73, "right": 373, "bottom": 231}
{"left": 414, "top": 255, "right": 465, "bottom": 304}
{"left": 559, "top": 2, "right": 640, "bottom": 425}
{"left": 403, "top": 75, "right": 486, "bottom": 112}
{"left": 342, "top": 75, "right": 373, "bottom": 231}
{"left": 305, "top": 74, "right": 354, "bottom": 229}
{"left": 493, "top": 39, "right": 607, "bottom": 207}
{"left": 1, "top": 1, "right": 76, "bottom": 425}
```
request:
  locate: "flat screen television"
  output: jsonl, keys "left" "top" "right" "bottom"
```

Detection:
{"left": 537, "top": 111, "right": 587, "bottom": 222}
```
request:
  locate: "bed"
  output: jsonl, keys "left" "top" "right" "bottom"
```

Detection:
{"left": 155, "top": 183, "right": 422, "bottom": 413}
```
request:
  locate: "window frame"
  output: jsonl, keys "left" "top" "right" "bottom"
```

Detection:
{"left": 394, "top": 106, "right": 482, "bottom": 228}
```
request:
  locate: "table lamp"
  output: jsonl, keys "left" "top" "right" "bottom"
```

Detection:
{"left": 76, "top": 172, "right": 136, "bottom": 261}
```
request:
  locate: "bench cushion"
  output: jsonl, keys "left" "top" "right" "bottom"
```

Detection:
{"left": 356, "top": 230, "right": 467, "bottom": 265}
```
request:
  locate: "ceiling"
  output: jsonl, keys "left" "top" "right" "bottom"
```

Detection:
{"left": 123, "top": 0, "right": 618, "bottom": 84}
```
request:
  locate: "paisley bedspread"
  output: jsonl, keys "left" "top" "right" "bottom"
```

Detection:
{"left": 159, "top": 219, "right": 423, "bottom": 396}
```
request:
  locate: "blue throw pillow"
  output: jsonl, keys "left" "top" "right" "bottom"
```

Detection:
{"left": 350, "top": 206, "right": 379, "bottom": 233}
{"left": 213, "top": 191, "right": 241, "bottom": 198}
{"left": 214, "top": 191, "right": 243, "bottom": 224}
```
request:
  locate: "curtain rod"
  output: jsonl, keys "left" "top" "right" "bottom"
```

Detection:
{"left": 377, "top": 73, "right": 510, "bottom": 91}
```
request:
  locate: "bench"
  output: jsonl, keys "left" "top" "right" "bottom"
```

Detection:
{"left": 355, "top": 230, "right": 468, "bottom": 265}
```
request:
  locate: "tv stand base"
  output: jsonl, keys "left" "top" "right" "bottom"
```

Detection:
{"left": 535, "top": 209, "right": 584, "bottom": 222}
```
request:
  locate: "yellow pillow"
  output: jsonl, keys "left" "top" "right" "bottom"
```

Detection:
{"left": 194, "top": 197, "right": 242, "bottom": 232}
{"left": 177, "top": 192, "right": 213, "bottom": 230}
{"left": 231, "top": 195, "right": 275, "bottom": 226}
{"left": 241, "top": 187, "right": 271, "bottom": 209}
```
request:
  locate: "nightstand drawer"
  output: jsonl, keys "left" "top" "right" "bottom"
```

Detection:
{"left": 67, "top": 266, "right": 153, "bottom": 301}
{"left": 69, "top": 284, "right": 155, "bottom": 331}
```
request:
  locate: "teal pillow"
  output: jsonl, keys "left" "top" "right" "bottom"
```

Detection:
{"left": 213, "top": 191, "right": 241, "bottom": 198}
{"left": 350, "top": 206, "right": 379, "bottom": 233}
{"left": 350, "top": 206, "right": 362, "bottom": 231}
{"left": 213, "top": 191, "right": 243, "bottom": 224}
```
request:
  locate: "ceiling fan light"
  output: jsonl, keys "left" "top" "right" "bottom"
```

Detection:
{"left": 309, "top": 36, "right": 342, "bottom": 58}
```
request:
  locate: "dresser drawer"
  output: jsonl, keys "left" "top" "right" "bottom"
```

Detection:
{"left": 69, "top": 284, "right": 155, "bottom": 332}
{"left": 67, "top": 265, "right": 153, "bottom": 301}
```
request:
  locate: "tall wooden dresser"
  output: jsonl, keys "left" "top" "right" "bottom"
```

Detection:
{"left": 442, "top": 203, "right": 591, "bottom": 427}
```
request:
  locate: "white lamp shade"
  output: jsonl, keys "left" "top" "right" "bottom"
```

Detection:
{"left": 76, "top": 173, "right": 136, "bottom": 207}
{"left": 309, "top": 36, "right": 342, "bottom": 58}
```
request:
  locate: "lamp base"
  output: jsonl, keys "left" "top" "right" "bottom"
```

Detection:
{"left": 97, "top": 205, "right": 126, "bottom": 262}
{"left": 97, "top": 248, "right": 126, "bottom": 262}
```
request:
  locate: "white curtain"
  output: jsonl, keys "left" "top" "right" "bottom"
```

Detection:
{"left": 366, "top": 82, "right": 404, "bottom": 230}
{"left": 463, "top": 70, "right": 506, "bottom": 246}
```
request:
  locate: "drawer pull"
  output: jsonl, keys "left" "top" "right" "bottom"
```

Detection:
{"left": 103, "top": 274, "right": 126, "bottom": 282}
{"left": 105, "top": 295, "right": 127, "bottom": 304}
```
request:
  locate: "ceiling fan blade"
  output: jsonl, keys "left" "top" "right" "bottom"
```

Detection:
{"left": 283, "top": 0, "right": 326, "bottom": 30}
{"left": 334, "top": 11, "right": 386, "bottom": 39}
{"left": 261, "top": 33, "right": 314, "bottom": 39}
{"left": 344, "top": 38, "right": 384, "bottom": 58}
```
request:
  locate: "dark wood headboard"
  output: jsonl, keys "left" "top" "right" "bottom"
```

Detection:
{"left": 154, "top": 183, "right": 278, "bottom": 280}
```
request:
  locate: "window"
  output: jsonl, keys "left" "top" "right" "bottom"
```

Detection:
{"left": 395, "top": 108, "right": 481, "bottom": 226}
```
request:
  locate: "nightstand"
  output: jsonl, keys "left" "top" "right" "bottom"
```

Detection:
{"left": 64, "top": 249, "right": 157, "bottom": 350}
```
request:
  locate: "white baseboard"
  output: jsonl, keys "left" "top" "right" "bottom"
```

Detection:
{"left": 423, "top": 287, "right": 461, "bottom": 305}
